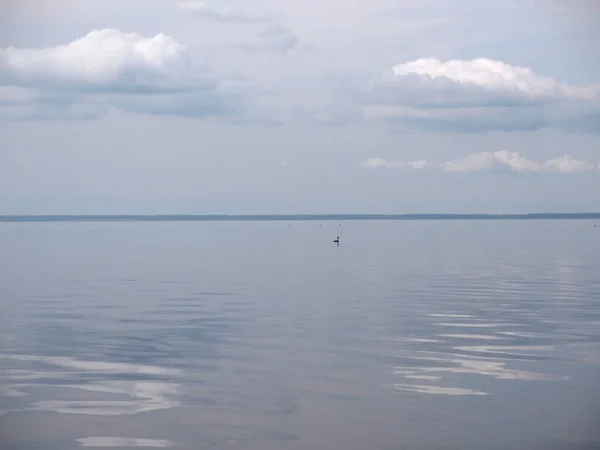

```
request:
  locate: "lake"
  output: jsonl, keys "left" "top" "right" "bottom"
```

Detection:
{"left": 1, "top": 220, "right": 599, "bottom": 449}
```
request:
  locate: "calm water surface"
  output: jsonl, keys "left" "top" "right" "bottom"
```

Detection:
{"left": 1, "top": 221, "right": 599, "bottom": 450}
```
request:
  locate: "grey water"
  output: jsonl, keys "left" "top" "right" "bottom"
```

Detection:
{"left": 1, "top": 220, "right": 599, "bottom": 450}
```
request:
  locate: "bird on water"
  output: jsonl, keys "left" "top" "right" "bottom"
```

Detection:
{"left": 333, "top": 236, "right": 340, "bottom": 244}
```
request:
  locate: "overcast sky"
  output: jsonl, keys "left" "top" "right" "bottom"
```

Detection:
{"left": 1, "top": 0, "right": 599, "bottom": 214}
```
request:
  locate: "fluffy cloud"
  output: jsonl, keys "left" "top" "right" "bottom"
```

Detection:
{"left": 363, "top": 58, "right": 600, "bottom": 133}
{"left": 362, "top": 151, "right": 600, "bottom": 174}
{"left": 0, "top": 29, "right": 200, "bottom": 93}
{"left": 0, "top": 29, "right": 248, "bottom": 120}
{"left": 392, "top": 58, "right": 596, "bottom": 100}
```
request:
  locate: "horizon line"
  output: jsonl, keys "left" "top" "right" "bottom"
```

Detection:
{"left": 1, "top": 213, "right": 599, "bottom": 222}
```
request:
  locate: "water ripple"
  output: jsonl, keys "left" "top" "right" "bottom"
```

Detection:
{"left": 0, "top": 354, "right": 181, "bottom": 416}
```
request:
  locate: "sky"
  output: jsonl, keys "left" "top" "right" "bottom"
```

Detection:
{"left": 1, "top": 0, "right": 599, "bottom": 214}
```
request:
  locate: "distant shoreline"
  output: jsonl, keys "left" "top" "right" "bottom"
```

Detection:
{"left": 1, "top": 213, "right": 599, "bottom": 222}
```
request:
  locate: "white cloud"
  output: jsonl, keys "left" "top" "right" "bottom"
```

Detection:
{"left": 0, "top": 29, "right": 202, "bottom": 93}
{"left": 362, "top": 151, "right": 600, "bottom": 174}
{"left": 542, "top": 155, "right": 598, "bottom": 174}
{"left": 0, "top": 29, "right": 250, "bottom": 120}
{"left": 363, "top": 58, "right": 600, "bottom": 132}
{"left": 440, "top": 151, "right": 541, "bottom": 173}
{"left": 392, "top": 58, "right": 596, "bottom": 100}
{"left": 361, "top": 158, "right": 432, "bottom": 169}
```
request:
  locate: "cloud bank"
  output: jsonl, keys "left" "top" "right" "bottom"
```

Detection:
{"left": 1, "top": 27, "right": 597, "bottom": 130}
{"left": 363, "top": 58, "right": 600, "bottom": 133}
{"left": 362, "top": 151, "right": 600, "bottom": 174}
{"left": 0, "top": 29, "right": 247, "bottom": 120}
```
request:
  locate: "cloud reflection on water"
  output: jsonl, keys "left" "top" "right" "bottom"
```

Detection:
{"left": 0, "top": 354, "right": 181, "bottom": 416}
{"left": 77, "top": 437, "right": 175, "bottom": 447}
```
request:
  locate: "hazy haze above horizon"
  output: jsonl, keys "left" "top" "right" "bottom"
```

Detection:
{"left": 1, "top": 0, "right": 600, "bottom": 214}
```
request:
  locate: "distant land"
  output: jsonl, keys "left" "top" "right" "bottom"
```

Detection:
{"left": 1, "top": 213, "right": 599, "bottom": 222}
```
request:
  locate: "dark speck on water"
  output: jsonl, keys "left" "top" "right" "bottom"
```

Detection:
{"left": 1, "top": 220, "right": 599, "bottom": 450}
